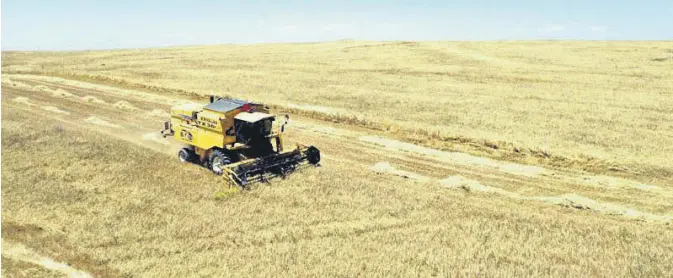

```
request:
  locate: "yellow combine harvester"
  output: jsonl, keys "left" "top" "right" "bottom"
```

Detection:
{"left": 161, "top": 96, "right": 320, "bottom": 186}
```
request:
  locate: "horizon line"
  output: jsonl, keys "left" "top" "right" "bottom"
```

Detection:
{"left": 2, "top": 38, "right": 672, "bottom": 52}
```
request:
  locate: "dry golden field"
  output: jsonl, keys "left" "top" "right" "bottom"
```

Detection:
{"left": 4, "top": 41, "right": 673, "bottom": 181}
{"left": 2, "top": 41, "right": 673, "bottom": 277}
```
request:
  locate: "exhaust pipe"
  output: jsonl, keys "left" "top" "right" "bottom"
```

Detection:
{"left": 161, "top": 121, "right": 173, "bottom": 137}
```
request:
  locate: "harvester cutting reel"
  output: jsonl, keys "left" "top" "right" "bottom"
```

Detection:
{"left": 219, "top": 145, "right": 321, "bottom": 187}
{"left": 178, "top": 144, "right": 321, "bottom": 188}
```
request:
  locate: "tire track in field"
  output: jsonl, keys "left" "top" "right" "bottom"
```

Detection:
{"left": 2, "top": 78, "right": 662, "bottom": 197}
{"left": 288, "top": 113, "right": 673, "bottom": 215}
{"left": 293, "top": 118, "right": 672, "bottom": 193}
{"left": 3, "top": 92, "right": 180, "bottom": 158}
{"left": 366, "top": 161, "right": 672, "bottom": 224}
{"left": 4, "top": 76, "right": 672, "bottom": 218}
{"left": 1, "top": 240, "right": 93, "bottom": 278}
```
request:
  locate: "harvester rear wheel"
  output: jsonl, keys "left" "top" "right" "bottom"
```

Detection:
{"left": 178, "top": 148, "right": 194, "bottom": 163}
{"left": 209, "top": 149, "right": 232, "bottom": 175}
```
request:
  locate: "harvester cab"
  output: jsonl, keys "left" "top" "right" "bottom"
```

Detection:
{"left": 161, "top": 96, "right": 320, "bottom": 187}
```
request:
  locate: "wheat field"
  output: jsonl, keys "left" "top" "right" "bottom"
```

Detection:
{"left": 2, "top": 41, "right": 673, "bottom": 277}
{"left": 4, "top": 41, "right": 673, "bottom": 180}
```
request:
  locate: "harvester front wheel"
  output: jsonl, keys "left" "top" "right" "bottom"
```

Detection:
{"left": 178, "top": 148, "right": 194, "bottom": 163}
{"left": 209, "top": 149, "right": 231, "bottom": 175}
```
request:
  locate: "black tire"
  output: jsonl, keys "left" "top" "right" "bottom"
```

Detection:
{"left": 209, "top": 149, "right": 232, "bottom": 175}
{"left": 306, "top": 146, "right": 320, "bottom": 165}
{"left": 178, "top": 148, "right": 193, "bottom": 163}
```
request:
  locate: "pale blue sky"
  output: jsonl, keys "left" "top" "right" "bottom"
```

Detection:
{"left": 2, "top": 0, "right": 672, "bottom": 50}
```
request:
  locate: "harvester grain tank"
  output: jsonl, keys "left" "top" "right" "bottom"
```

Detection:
{"left": 161, "top": 96, "right": 320, "bottom": 186}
